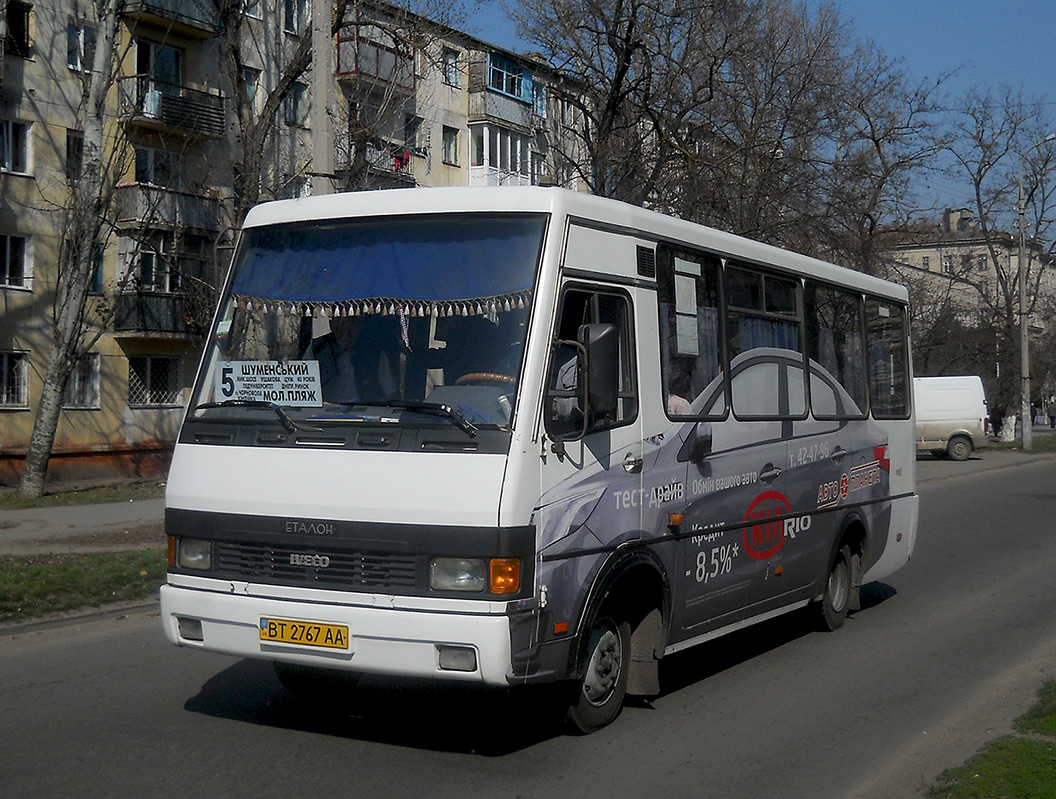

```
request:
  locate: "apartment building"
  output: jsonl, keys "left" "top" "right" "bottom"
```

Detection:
{"left": 0, "top": 0, "right": 585, "bottom": 484}
{"left": 883, "top": 208, "right": 1056, "bottom": 324}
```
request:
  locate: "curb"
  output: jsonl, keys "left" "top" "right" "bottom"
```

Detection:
{"left": 0, "top": 597, "right": 160, "bottom": 637}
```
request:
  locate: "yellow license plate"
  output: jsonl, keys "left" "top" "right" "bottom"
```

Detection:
{"left": 259, "top": 617, "right": 350, "bottom": 650}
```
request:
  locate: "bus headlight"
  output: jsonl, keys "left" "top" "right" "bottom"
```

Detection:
{"left": 178, "top": 539, "right": 213, "bottom": 570}
{"left": 430, "top": 558, "right": 486, "bottom": 592}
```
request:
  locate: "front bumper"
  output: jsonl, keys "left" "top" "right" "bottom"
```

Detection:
{"left": 160, "top": 580, "right": 517, "bottom": 686}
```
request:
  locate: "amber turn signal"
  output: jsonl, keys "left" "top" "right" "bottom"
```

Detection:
{"left": 489, "top": 558, "right": 520, "bottom": 594}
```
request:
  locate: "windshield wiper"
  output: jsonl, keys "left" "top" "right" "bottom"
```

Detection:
{"left": 377, "top": 400, "right": 478, "bottom": 438}
{"left": 195, "top": 400, "right": 323, "bottom": 433}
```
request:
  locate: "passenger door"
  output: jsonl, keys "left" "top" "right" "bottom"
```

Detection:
{"left": 536, "top": 285, "right": 644, "bottom": 554}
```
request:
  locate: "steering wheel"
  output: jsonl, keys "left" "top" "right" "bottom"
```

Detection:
{"left": 455, "top": 372, "right": 517, "bottom": 386}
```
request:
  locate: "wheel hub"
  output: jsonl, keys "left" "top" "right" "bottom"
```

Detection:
{"left": 582, "top": 627, "right": 622, "bottom": 705}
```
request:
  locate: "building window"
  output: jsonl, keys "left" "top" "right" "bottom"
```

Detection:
{"left": 442, "top": 48, "right": 460, "bottom": 87}
{"left": 1, "top": 351, "right": 29, "bottom": 407}
{"left": 67, "top": 22, "right": 96, "bottom": 72}
{"left": 284, "top": 82, "right": 308, "bottom": 127}
{"left": 129, "top": 356, "right": 180, "bottom": 406}
{"left": 532, "top": 83, "right": 546, "bottom": 118}
{"left": 0, "top": 120, "right": 29, "bottom": 174}
{"left": 135, "top": 147, "right": 181, "bottom": 189}
{"left": 242, "top": 0, "right": 262, "bottom": 19}
{"left": 86, "top": 243, "right": 104, "bottom": 293}
{"left": 404, "top": 115, "right": 426, "bottom": 155}
{"left": 488, "top": 54, "right": 528, "bottom": 102}
{"left": 6, "top": 2, "right": 31, "bottom": 59}
{"left": 284, "top": 0, "right": 306, "bottom": 34}
{"left": 532, "top": 152, "right": 545, "bottom": 185}
{"left": 63, "top": 353, "right": 100, "bottom": 409}
{"left": 137, "top": 39, "right": 182, "bottom": 90}
{"left": 66, "top": 129, "right": 84, "bottom": 181}
{"left": 977, "top": 255, "right": 988, "bottom": 271}
{"left": 942, "top": 255, "right": 953, "bottom": 274}
{"left": 242, "top": 67, "right": 261, "bottom": 113}
{"left": 921, "top": 256, "right": 929, "bottom": 270}
{"left": 136, "top": 235, "right": 181, "bottom": 293}
{"left": 442, "top": 126, "right": 459, "bottom": 165}
{"left": 473, "top": 125, "right": 532, "bottom": 180}
{"left": 1, "top": 234, "right": 29, "bottom": 288}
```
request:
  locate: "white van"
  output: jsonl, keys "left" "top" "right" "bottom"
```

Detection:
{"left": 913, "top": 375, "right": 988, "bottom": 460}
{"left": 160, "top": 187, "right": 917, "bottom": 732}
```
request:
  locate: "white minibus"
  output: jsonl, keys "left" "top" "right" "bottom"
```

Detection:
{"left": 161, "top": 187, "right": 917, "bottom": 732}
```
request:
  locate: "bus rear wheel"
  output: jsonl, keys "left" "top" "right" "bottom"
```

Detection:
{"left": 566, "top": 616, "right": 631, "bottom": 734}
{"left": 817, "top": 544, "right": 852, "bottom": 631}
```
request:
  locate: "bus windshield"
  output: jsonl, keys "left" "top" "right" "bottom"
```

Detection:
{"left": 190, "top": 213, "right": 546, "bottom": 430}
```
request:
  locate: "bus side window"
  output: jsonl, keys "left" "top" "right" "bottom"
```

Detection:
{"left": 545, "top": 288, "right": 637, "bottom": 437}
{"left": 725, "top": 265, "right": 804, "bottom": 419}
{"left": 805, "top": 282, "right": 867, "bottom": 418}
{"left": 656, "top": 246, "right": 723, "bottom": 418}
{"left": 866, "top": 298, "right": 910, "bottom": 418}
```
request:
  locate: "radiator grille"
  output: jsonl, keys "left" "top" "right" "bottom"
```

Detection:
{"left": 216, "top": 541, "right": 418, "bottom": 590}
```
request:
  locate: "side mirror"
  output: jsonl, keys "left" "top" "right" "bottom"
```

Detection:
{"left": 678, "top": 422, "right": 713, "bottom": 463}
{"left": 580, "top": 323, "right": 618, "bottom": 420}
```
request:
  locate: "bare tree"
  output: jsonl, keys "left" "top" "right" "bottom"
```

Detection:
{"left": 216, "top": 0, "right": 472, "bottom": 222}
{"left": 509, "top": 0, "right": 944, "bottom": 270}
{"left": 509, "top": 0, "right": 736, "bottom": 203}
{"left": 18, "top": 0, "right": 125, "bottom": 497}
{"left": 943, "top": 86, "right": 1056, "bottom": 408}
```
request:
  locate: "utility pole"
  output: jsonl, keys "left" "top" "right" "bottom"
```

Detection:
{"left": 311, "top": 0, "right": 335, "bottom": 196}
{"left": 1018, "top": 132, "right": 1056, "bottom": 451}
{"left": 1019, "top": 163, "right": 1032, "bottom": 451}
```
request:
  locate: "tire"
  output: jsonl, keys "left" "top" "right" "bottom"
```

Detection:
{"left": 817, "top": 544, "right": 853, "bottom": 631}
{"left": 946, "top": 436, "right": 972, "bottom": 461}
{"left": 566, "top": 616, "right": 632, "bottom": 734}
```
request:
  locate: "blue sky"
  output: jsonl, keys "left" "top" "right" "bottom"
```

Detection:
{"left": 817, "top": 0, "right": 1055, "bottom": 103}
{"left": 473, "top": 0, "right": 1055, "bottom": 102}
{"left": 471, "top": 1, "right": 1055, "bottom": 208}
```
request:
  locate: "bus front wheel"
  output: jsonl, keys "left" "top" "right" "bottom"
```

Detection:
{"left": 566, "top": 616, "right": 631, "bottom": 734}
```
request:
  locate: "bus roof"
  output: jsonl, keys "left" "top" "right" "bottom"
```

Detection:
{"left": 242, "top": 187, "right": 908, "bottom": 303}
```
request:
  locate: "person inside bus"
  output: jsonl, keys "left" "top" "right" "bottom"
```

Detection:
{"left": 312, "top": 316, "right": 398, "bottom": 404}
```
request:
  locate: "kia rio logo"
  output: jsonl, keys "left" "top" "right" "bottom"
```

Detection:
{"left": 743, "top": 490, "right": 792, "bottom": 561}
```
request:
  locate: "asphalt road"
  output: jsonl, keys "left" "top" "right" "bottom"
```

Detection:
{"left": 2, "top": 451, "right": 1056, "bottom": 798}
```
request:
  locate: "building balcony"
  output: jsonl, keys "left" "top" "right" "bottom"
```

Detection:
{"left": 123, "top": 0, "right": 220, "bottom": 38}
{"left": 113, "top": 292, "right": 198, "bottom": 338}
{"left": 115, "top": 183, "right": 222, "bottom": 233}
{"left": 119, "top": 76, "right": 225, "bottom": 139}
{"left": 468, "top": 90, "right": 534, "bottom": 133}
{"left": 469, "top": 165, "right": 533, "bottom": 187}
{"left": 337, "top": 139, "right": 416, "bottom": 185}
{"left": 336, "top": 37, "right": 416, "bottom": 98}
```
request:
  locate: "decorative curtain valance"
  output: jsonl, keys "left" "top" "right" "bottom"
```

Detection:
{"left": 230, "top": 214, "right": 544, "bottom": 314}
{"left": 231, "top": 290, "right": 532, "bottom": 319}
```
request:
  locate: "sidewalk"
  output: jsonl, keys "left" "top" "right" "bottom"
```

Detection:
{"left": 916, "top": 441, "right": 1056, "bottom": 484}
{"left": 2, "top": 440, "right": 1054, "bottom": 558}
{"left": 0, "top": 496, "right": 165, "bottom": 556}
